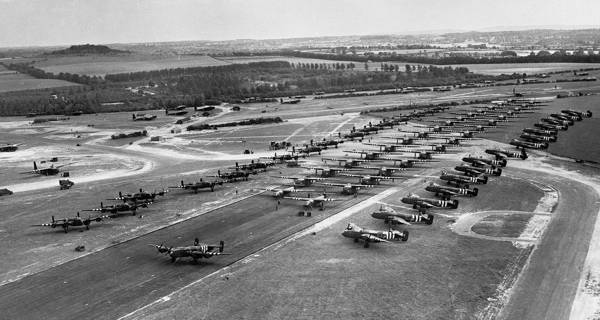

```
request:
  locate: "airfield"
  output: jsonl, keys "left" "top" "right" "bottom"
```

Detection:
{"left": 0, "top": 77, "right": 600, "bottom": 320}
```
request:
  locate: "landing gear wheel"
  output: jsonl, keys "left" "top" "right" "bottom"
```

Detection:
{"left": 354, "top": 238, "right": 359, "bottom": 243}
{"left": 307, "top": 211, "right": 312, "bottom": 217}
{"left": 364, "top": 242, "right": 370, "bottom": 248}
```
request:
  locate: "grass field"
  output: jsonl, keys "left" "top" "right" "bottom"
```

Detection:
{"left": 447, "top": 62, "right": 600, "bottom": 75}
{"left": 0, "top": 65, "right": 79, "bottom": 93}
{"left": 32, "top": 54, "right": 230, "bottom": 77}
{"left": 471, "top": 213, "right": 531, "bottom": 237}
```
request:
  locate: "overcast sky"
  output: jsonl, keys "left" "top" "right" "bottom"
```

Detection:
{"left": 0, "top": 0, "right": 598, "bottom": 47}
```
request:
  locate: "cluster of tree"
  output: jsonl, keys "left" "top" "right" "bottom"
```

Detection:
{"left": 111, "top": 130, "right": 147, "bottom": 140}
{"left": 48, "top": 44, "right": 129, "bottom": 55}
{"left": 2, "top": 62, "right": 104, "bottom": 85}
{"left": 0, "top": 85, "right": 148, "bottom": 116}
{"left": 291, "top": 62, "right": 355, "bottom": 70}
{"left": 110, "top": 60, "right": 498, "bottom": 103}
{"left": 186, "top": 116, "right": 283, "bottom": 131}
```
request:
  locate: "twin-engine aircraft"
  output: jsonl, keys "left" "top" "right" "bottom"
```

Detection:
{"left": 111, "top": 188, "right": 168, "bottom": 202}
{"left": 151, "top": 239, "right": 230, "bottom": 263}
{"left": 32, "top": 212, "right": 108, "bottom": 233}
{"left": 169, "top": 179, "right": 221, "bottom": 193}
{"left": 22, "top": 161, "right": 71, "bottom": 176}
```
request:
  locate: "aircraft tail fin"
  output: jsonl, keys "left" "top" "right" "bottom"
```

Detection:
{"left": 33, "top": 161, "right": 37, "bottom": 170}
{"left": 52, "top": 216, "right": 55, "bottom": 223}
{"left": 219, "top": 241, "right": 224, "bottom": 253}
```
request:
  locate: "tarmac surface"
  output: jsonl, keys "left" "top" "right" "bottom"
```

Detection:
{"left": 499, "top": 165, "right": 600, "bottom": 320}
{"left": 0, "top": 183, "right": 374, "bottom": 320}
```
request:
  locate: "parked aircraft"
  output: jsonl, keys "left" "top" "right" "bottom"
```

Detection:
{"left": 338, "top": 173, "right": 395, "bottom": 185}
{"left": 275, "top": 176, "right": 326, "bottom": 187}
{"left": 371, "top": 205, "right": 434, "bottom": 225}
{"left": 485, "top": 148, "right": 528, "bottom": 160}
{"left": 455, "top": 165, "right": 502, "bottom": 176}
{"left": 151, "top": 239, "right": 230, "bottom": 263}
{"left": 83, "top": 201, "right": 149, "bottom": 215}
{"left": 510, "top": 139, "right": 548, "bottom": 150}
{"left": 401, "top": 194, "right": 459, "bottom": 210}
{"left": 0, "top": 143, "right": 21, "bottom": 152}
{"left": 342, "top": 223, "right": 408, "bottom": 248}
{"left": 169, "top": 179, "right": 221, "bottom": 193}
{"left": 32, "top": 212, "right": 108, "bottom": 233}
{"left": 425, "top": 182, "right": 478, "bottom": 199}
{"left": 318, "top": 181, "right": 373, "bottom": 195}
{"left": 440, "top": 170, "right": 488, "bottom": 186}
{"left": 21, "top": 161, "right": 71, "bottom": 176}
{"left": 284, "top": 193, "right": 341, "bottom": 214}
{"left": 303, "top": 166, "right": 356, "bottom": 177}
{"left": 132, "top": 113, "right": 157, "bottom": 121}
{"left": 534, "top": 122, "right": 567, "bottom": 131}
{"left": 111, "top": 188, "right": 168, "bottom": 202}
{"left": 263, "top": 185, "right": 316, "bottom": 198}
{"left": 520, "top": 133, "right": 556, "bottom": 143}
{"left": 462, "top": 156, "right": 507, "bottom": 167}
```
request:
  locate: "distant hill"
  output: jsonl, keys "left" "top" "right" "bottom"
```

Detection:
{"left": 48, "top": 44, "right": 129, "bottom": 55}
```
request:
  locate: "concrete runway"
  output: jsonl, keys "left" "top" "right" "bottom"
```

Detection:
{"left": 499, "top": 166, "right": 600, "bottom": 320}
{"left": 0, "top": 185, "right": 376, "bottom": 320}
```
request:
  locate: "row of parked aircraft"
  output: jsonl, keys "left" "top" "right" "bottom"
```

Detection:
{"left": 340, "top": 100, "right": 557, "bottom": 247}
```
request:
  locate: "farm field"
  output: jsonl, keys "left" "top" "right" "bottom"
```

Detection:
{"left": 446, "top": 62, "right": 600, "bottom": 75}
{"left": 0, "top": 65, "right": 79, "bottom": 93}
{"left": 31, "top": 54, "right": 230, "bottom": 77}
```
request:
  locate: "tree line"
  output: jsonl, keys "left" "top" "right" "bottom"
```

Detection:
{"left": 239, "top": 49, "right": 600, "bottom": 66}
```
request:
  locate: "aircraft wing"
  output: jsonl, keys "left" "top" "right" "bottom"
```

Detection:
{"left": 338, "top": 173, "right": 360, "bottom": 178}
{"left": 284, "top": 196, "right": 310, "bottom": 201}
{"left": 275, "top": 176, "right": 300, "bottom": 180}
{"left": 389, "top": 216, "right": 412, "bottom": 225}
{"left": 414, "top": 200, "right": 434, "bottom": 208}
{"left": 360, "top": 233, "right": 390, "bottom": 243}
{"left": 318, "top": 182, "right": 346, "bottom": 187}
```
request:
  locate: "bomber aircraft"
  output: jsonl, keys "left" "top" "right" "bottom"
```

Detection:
{"left": 111, "top": 188, "right": 168, "bottom": 202}
{"left": 151, "top": 239, "right": 230, "bottom": 263}
{"left": 21, "top": 161, "right": 71, "bottom": 176}
{"left": 32, "top": 212, "right": 108, "bottom": 233}
{"left": 84, "top": 201, "right": 149, "bottom": 216}
{"left": 170, "top": 179, "right": 221, "bottom": 193}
